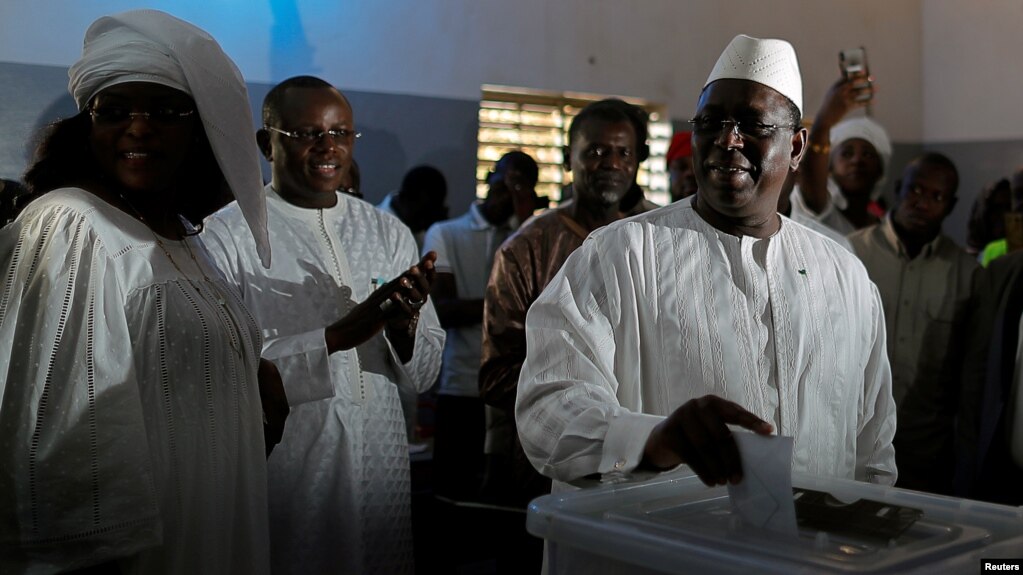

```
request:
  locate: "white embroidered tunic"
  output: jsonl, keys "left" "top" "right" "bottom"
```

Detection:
{"left": 0, "top": 189, "right": 270, "bottom": 574}
{"left": 516, "top": 200, "right": 897, "bottom": 487}
{"left": 203, "top": 186, "right": 444, "bottom": 575}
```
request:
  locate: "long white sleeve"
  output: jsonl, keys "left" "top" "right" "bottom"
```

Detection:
{"left": 516, "top": 236, "right": 662, "bottom": 483}
{"left": 856, "top": 283, "right": 898, "bottom": 485}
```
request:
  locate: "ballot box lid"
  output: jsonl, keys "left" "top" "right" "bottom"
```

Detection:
{"left": 526, "top": 470, "right": 1023, "bottom": 574}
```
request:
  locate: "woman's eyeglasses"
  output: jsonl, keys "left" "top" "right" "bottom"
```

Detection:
{"left": 89, "top": 106, "right": 196, "bottom": 127}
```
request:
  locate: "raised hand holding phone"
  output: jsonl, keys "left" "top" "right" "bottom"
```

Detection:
{"left": 840, "top": 46, "right": 874, "bottom": 108}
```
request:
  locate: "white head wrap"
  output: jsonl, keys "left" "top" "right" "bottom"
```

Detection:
{"left": 827, "top": 116, "right": 892, "bottom": 204}
{"left": 68, "top": 9, "right": 270, "bottom": 267}
{"left": 704, "top": 34, "right": 803, "bottom": 115}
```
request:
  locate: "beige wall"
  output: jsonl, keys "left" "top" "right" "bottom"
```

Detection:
{"left": 2, "top": 0, "right": 923, "bottom": 136}
{"left": 4, "top": 0, "right": 1020, "bottom": 240}
{"left": 922, "top": 0, "right": 1023, "bottom": 143}
{"left": 10, "top": 1, "right": 1021, "bottom": 144}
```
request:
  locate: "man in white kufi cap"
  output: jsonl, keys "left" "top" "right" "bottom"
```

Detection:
{"left": 515, "top": 36, "right": 897, "bottom": 562}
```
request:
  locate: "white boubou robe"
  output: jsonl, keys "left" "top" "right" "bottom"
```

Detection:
{"left": 516, "top": 200, "right": 897, "bottom": 488}
{"left": 204, "top": 186, "right": 444, "bottom": 575}
{"left": 0, "top": 189, "right": 270, "bottom": 574}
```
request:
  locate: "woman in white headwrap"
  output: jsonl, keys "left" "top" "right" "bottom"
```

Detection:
{"left": 0, "top": 10, "right": 281, "bottom": 574}
{"left": 792, "top": 75, "right": 892, "bottom": 234}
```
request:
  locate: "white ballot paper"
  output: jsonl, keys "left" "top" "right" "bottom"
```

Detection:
{"left": 727, "top": 432, "right": 797, "bottom": 536}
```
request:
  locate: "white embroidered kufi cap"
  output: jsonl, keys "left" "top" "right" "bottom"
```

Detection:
{"left": 68, "top": 9, "right": 271, "bottom": 267}
{"left": 704, "top": 34, "right": 803, "bottom": 115}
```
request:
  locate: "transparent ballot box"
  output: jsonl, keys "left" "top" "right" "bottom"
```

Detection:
{"left": 526, "top": 471, "right": 1023, "bottom": 574}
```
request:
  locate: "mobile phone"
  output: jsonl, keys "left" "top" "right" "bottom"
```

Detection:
{"left": 840, "top": 47, "right": 872, "bottom": 102}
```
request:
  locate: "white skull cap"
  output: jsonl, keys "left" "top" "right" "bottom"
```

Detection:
{"left": 704, "top": 34, "right": 802, "bottom": 115}
{"left": 829, "top": 116, "right": 892, "bottom": 202}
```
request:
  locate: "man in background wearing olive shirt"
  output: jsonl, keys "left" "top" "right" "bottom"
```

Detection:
{"left": 847, "top": 152, "right": 977, "bottom": 495}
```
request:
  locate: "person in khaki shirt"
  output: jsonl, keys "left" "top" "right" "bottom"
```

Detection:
{"left": 847, "top": 152, "right": 978, "bottom": 495}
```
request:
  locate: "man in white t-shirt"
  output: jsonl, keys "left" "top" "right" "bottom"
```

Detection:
{"left": 423, "top": 151, "right": 539, "bottom": 500}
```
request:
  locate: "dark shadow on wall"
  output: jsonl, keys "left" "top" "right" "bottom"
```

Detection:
{"left": 343, "top": 91, "right": 478, "bottom": 212}
{"left": 349, "top": 125, "right": 409, "bottom": 205}
{"left": 418, "top": 117, "right": 481, "bottom": 215}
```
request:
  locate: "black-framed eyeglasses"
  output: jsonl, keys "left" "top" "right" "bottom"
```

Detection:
{"left": 688, "top": 117, "right": 793, "bottom": 140}
{"left": 89, "top": 106, "right": 196, "bottom": 127}
{"left": 265, "top": 126, "right": 361, "bottom": 143}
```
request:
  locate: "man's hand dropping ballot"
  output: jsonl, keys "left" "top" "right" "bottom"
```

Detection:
{"left": 728, "top": 432, "right": 798, "bottom": 536}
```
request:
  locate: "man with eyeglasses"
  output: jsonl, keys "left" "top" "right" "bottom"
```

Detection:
{"left": 202, "top": 75, "right": 444, "bottom": 574}
{"left": 515, "top": 35, "right": 897, "bottom": 529}
{"left": 847, "top": 152, "right": 976, "bottom": 495}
